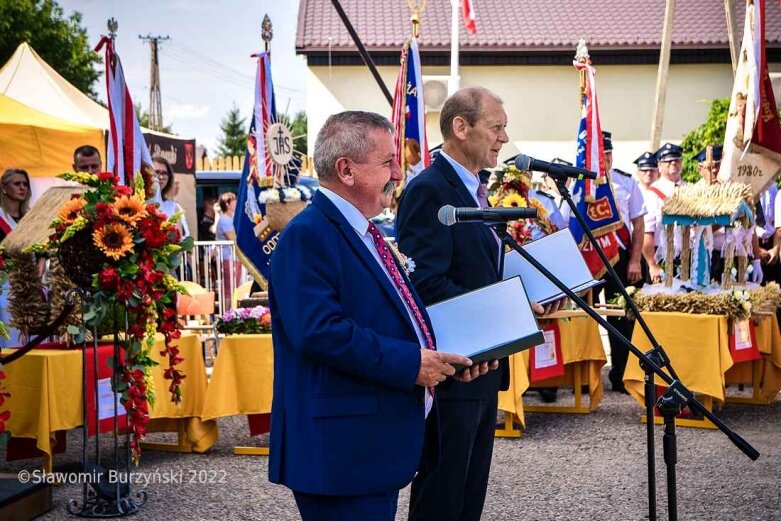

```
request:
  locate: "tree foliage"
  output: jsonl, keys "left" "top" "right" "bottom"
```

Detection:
{"left": 679, "top": 98, "right": 730, "bottom": 184}
{"left": 279, "top": 111, "right": 308, "bottom": 156}
{"left": 680, "top": 97, "right": 781, "bottom": 185}
{"left": 0, "top": 0, "right": 101, "bottom": 98}
{"left": 134, "top": 103, "right": 174, "bottom": 134}
{"left": 216, "top": 105, "right": 247, "bottom": 157}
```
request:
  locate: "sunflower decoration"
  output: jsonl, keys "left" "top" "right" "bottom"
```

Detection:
{"left": 93, "top": 222, "right": 134, "bottom": 260}
{"left": 39, "top": 171, "right": 192, "bottom": 463}
{"left": 501, "top": 193, "right": 528, "bottom": 208}
{"left": 112, "top": 195, "right": 147, "bottom": 225}
{"left": 490, "top": 161, "right": 559, "bottom": 246}
{"left": 57, "top": 197, "right": 88, "bottom": 225}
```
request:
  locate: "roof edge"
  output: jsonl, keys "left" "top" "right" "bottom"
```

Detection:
{"left": 295, "top": 0, "right": 309, "bottom": 49}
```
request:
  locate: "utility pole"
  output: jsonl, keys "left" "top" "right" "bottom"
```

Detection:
{"left": 139, "top": 34, "right": 170, "bottom": 131}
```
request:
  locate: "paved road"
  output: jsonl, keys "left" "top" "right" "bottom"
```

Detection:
{"left": 4, "top": 370, "right": 780, "bottom": 520}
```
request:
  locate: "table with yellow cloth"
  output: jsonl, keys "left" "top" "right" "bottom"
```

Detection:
{"left": 624, "top": 312, "right": 781, "bottom": 410}
{"left": 201, "top": 334, "right": 274, "bottom": 421}
{"left": 144, "top": 333, "right": 218, "bottom": 453}
{"left": 3, "top": 333, "right": 215, "bottom": 470}
{"left": 498, "top": 316, "right": 606, "bottom": 431}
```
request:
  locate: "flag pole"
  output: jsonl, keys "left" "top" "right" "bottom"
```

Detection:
{"left": 649, "top": 0, "right": 675, "bottom": 151}
{"left": 330, "top": 0, "right": 393, "bottom": 106}
{"left": 449, "top": 0, "right": 460, "bottom": 95}
{"left": 724, "top": 0, "right": 740, "bottom": 76}
{"left": 262, "top": 14, "right": 272, "bottom": 53}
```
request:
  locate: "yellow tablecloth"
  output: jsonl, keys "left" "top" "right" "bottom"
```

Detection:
{"left": 498, "top": 316, "right": 607, "bottom": 426}
{"left": 624, "top": 312, "right": 736, "bottom": 405}
{"left": 3, "top": 349, "right": 82, "bottom": 469}
{"left": 201, "top": 334, "right": 274, "bottom": 421}
{"left": 146, "top": 333, "right": 218, "bottom": 452}
{"left": 3, "top": 333, "right": 215, "bottom": 467}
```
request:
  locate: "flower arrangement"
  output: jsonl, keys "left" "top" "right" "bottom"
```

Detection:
{"left": 43, "top": 171, "right": 193, "bottom": 461}
{"left": 489, "top": 165, "right": 558, "bottom": 245}
{"left": 260, "top": 185, "right": 313, "bottom": 232}
{"left": 215, "top": 305, "right": 271, "bottom": 335}
{"left": 258, "top": 186, "right": 312, "bottom": 205}
{"left": 0, "top": 249, "right": 10, "bottom": 438}
{"left": 616, "top": 283, "right": 781, "bottom": 322}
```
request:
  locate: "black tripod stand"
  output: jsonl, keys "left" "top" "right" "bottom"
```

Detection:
{"left": 493, "top": 173, "right": 759, "bottom": 521}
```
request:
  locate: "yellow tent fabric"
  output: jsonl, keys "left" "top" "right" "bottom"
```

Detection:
{"left": 0, "top": 94, "right": 103, "bottom": 177}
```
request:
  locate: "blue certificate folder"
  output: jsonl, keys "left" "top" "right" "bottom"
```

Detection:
{"left": 426, "top": 277, "right": 544, "bottom": 367}
{"left": 502, "top": 229, "right": 603, "bottom": 305}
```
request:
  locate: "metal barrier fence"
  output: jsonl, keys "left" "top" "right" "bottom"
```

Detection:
{"left": 177, "top": 240, "right": 252, "bottom": 316}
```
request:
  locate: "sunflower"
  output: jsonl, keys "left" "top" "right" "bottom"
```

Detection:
{"left": 488, "top": 194, "right": 500, "bottom": 207}
{"left": 93, "top": 223, "right": 134, "bottom": 260}
{"left": 529, "top": 198, "right": 549, "bottom": 218}
{"left": 57, "top": 198, "right": 87, "bottom": 225}
{"left": 501, "top": 193, "right": 528, "bottom": 208}
{"left": 112, "top": 196, "right": 147, "bottom": 225}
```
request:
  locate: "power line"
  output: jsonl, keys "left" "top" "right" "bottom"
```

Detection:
{"left": 162, "top": 48, "right": 305, "bottom": 104}
{"left": 167, "top": 40, "right": 306, "bottom": 95}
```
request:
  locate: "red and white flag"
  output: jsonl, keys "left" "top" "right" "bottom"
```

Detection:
{"left": 462, "top": 0, "right": 477, "bottom": 34}
{"left": 95, "top": 37, "right": 157, "bottom": 197}
{"left": 719, "top": 0, "right": 781, "bottom": 196}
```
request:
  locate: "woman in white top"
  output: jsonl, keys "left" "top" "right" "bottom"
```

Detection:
{"left": 152, "top": 156, "right": 190, "bottom": 238}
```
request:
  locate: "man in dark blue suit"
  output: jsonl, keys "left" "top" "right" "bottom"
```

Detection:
{"left": 397, "top": 87, "right": 556, "bottom": 520}
{"left": 269, "top": 111, "right": 486, "bottom": 520}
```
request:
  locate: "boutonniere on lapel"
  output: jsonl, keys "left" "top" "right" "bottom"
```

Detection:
{"left": 388, "top": 243, "right": 415, "bottom": 275}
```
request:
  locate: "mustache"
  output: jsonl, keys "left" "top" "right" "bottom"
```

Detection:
{"left": 382, "top": 180, "right": 396, "bottom": 195}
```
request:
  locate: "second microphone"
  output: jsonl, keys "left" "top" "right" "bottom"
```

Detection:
{"left": 438, "top": 204, "right": 538, "bottom": 226}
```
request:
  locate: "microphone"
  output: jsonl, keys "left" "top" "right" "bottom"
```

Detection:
{"left": 438, "top": 205, "right": 537, "bottom": 226}
{"left": 514, "top": 154, "right": 598, "bottom": 180}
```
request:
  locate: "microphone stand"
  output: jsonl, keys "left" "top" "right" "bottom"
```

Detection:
{"left": 490, "top": 197, "right": 760, "bottom": 521}
{"left": 553, "top": 175, "right": 679, "bottom": 519}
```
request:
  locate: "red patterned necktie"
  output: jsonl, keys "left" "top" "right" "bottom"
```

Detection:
{"left": 367, "top": 223, "right": 437, "bottom": 399}
{"left": 367, "top": 223, "right": 436, "bottom": 351}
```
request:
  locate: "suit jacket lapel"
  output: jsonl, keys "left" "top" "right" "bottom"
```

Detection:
{"left": 435, "top": 156, "right": 500, "bottom": 277}
{"left": 313, "top": 192, "right": 418, "bottom": 334}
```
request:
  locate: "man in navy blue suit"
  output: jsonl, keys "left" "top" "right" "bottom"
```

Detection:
{"left": 268, "top": 111, "right": 491, "bottom": 520}
{"left": 397, "top": 87, "right": 557, "bottom": 520}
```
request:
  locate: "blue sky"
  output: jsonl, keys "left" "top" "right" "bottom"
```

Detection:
{"left": 58, "top": 0, "right": 308, "bottom": 153}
